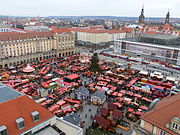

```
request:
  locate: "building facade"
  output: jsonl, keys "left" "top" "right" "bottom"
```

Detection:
{"left": 0, "top": 83, "right": 83, "bottom": 135}
{"left": 135, "top": 94, "right": 180, "bottom": 135}
{"left": 24, "top": 26, "right": 50, "bottom": 32}
{"left": 75, "top": 29, "right": 126, "bottom": 48}
{"left": 138, "top": 7, "right": 145, "bottom": 27}
{"left": 114, "top": 34, "right": 180, "bottom": 65}
{"left": 0, "top": 31, "right": 75, "bottom": 68}
{"left": 53, "top": 32, "right": 75, "bottom": 57}
{"left": 165, "top": 11, "right": 170, "bottom": 24}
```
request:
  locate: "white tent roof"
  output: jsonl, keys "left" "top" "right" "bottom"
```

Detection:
{"left": 139, "top": 70, "right": 148, "bottom": 75}
{"left": 166, "top": 76, "right": 176, "bottom": 82}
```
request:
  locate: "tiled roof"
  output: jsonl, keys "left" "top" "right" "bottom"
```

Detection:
{"left": 51, "top": 27, "right": 125, "bottom": 34}
{"left": 112, "top": 109, "right": 123, "bottom": 119}
{"left": 51, "top": 28, "right": 72, "bottom": 34}
{"left": 0, "top": 95, "right": 54, "bottom": 135}
{"left": 100, "top": 107, "right": 109, "bottom": 116}
{"left": 107, "top": 103, "right": 118, "bottom": 110}
{"left": 93, "top": 115, "right": 110, "bottom": 129}
{"left": 0, "top": 31, "right": 53, "bottom": 41}
{"left": 140, "top": 94, "right": 180, "bottom": 135}
{"left": 10, "top": 28, "right": 33, "bottom": 33}
{"left": 122, "top": 27, "right": 135, "bottom": 32}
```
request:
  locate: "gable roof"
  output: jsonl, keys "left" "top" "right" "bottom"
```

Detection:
{"left": 76, "top": 86, "right": 89, "bottom": 95}
{"left": 63, "top": 113, "right": 81, "bottom": 125}
{"left": 140, "top": 94, "right": 180, "bottom": 135}
{"left": 65, "top": 74, "right": 80, "bottom": 80}
{"left": 100, "top": 107, "right": 109, "bottom": 116}
{"left": 112, "top": 109, "right": 123, "bottom": 120}
{"left": 92, "top": 91, "right": 106, "bottom": 99}
{"left": 107, "top": 103, "right": 118, "bottom": 110}
{"left": 0, "top": 95, "right": 54, "bottom": 135}
{"left": 51, "top": 27, "right": 72, "bottom": 34}
{"left": 51, "top": 27, "right": 125, "bottom": 34}
{"left": 93, "top": 115, "right": 110, "bottom": 129}
{"left": 0, "top": 31, "right": 53, "bottom": 41}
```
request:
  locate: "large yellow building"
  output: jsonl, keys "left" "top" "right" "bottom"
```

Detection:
{"left": 70, "top": 28, "right": 126, "bottom": 47}
{"left": 0, "top": 31, "right": 75, "bottom": 68}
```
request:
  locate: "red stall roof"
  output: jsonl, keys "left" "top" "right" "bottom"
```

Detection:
{"left": 64, "top": 98, "right": 81, "bottom": 104}
{"left": 100, "top": 107, "right": 109, "bottom": 116}
{"left": 65, "top": 74, "right": 80, "bottom": 80}
{"left": 107, "top": 103, "right": 118, "bottom": 110}
{"left": 128, "top": 108, "right": 134, "bottom": 112}
{"left": 93, "top": 116, "right": 110, "bottom": 129}
{"left": 113, "top": 102, "right": 123, "bottom": 108}
{"left": 112, "top": 109, "right": 123, "bottom": 119}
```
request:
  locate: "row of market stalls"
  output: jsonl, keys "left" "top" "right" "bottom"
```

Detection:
{"left": 85, "top": 61, "right": 179, "bottom": 126}
{"left": 0, "top": 53, "right": 179, "bottom": 133}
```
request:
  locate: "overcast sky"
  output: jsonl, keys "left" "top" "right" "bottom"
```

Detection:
{"left": 0, "top": 0, "right": 180, "bottom": 17}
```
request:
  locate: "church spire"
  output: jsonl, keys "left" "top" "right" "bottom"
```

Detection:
{"left": 138, "top": 5, "right": 145, "bottom": 26}
{"left": 165, "top": 10, "right": 170, "bottom": 24}
{"left": 141, "top": 5, "right": 144, "bottom": 15}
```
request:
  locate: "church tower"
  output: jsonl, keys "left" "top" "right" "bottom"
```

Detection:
{"left": 165, "top": 10, "right": 170, "bottom": 24}
{"left": 138, "top": 6, "right": 145, "bottom": 27}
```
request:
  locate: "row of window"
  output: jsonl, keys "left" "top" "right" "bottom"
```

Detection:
{"left": 160, "top": 122, "right": 179, "bottom": 135}
{"left": 1, "top": 37, "right": 52, "bottom": 43}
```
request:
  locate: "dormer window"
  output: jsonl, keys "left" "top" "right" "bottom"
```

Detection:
{"left": 31, "top": 111, "right": 40, "bottom": 122}
{"left": 15, "top": 118, "right": 25, "bottom": 130}
{"left": 172, "top": 122, "right": 179, "bottom": 130}
{"left": 160, "top": 130, "right": 166, "bottom": 135}
{"left": 0, "top": 125, "right": 7, "bottom": 135}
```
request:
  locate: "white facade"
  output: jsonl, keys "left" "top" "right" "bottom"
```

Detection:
{"left": 56, "top": 118, "right": 83, "bottom": 135}
{"left": 114, "top": 39, "right": 180, "bottom": 65}
{"left": 76, "top": 31, "right": 126, "bottom": 45}
{"left": 24, "top": 26, "right": 50, "bottom": 32}
{"left": 20, "top": 116, "right": 56, "bottom": 135}
{"left": 20, "top": 117, "right": 83, "bottom": 135}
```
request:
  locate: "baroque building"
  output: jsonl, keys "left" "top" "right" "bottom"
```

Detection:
{"left": 165, "top": 10, "right": 170, "bottom": 24}
{"left": 138, "top": 6, "right": 145, "bottom": 27}
{"left": 0, "top": 31, "right": 75, "bottom": 68}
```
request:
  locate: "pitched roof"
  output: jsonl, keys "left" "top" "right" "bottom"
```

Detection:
{"left": 63, "top": 113, "right": 81, "bottom": 125}
{"left": 93, "top": 115, "right": 110, "bottom": 129}
{"left": 51, "top": 28, "right": 72, "bottom": 34}
{"left": 100, "top": 107, "right": 109, "bottom": 116}
{"left": 140, "top": 94, "right": 180, "bottom": 135}
{"left": 51, "top": 27, "right": 125, "bottom": 34}
{"left": 112, "top": 109, "right": 123, "bottom": 119}
{"left": 76, "top": 86, "right": 89, "bottom": 95}
{"left": 92, "top": 91, "right": 106, "bottom": 99}
{"left": 65, "top": 74, "right": 80, "bottom": 80}
{"left": 0, "top": 31, "right": 53, "bottom": 41}
{"left": 107, "top": 103, "right": 118, "bottom": 110}
{"left": 0, "top": 95, "right": 54, "bottom": 135}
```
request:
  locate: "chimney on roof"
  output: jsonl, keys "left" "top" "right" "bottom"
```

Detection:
{"left": 165, "top": 123, "right": 170, "bottom": 129}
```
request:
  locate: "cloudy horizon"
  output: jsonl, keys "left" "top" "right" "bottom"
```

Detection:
{"left": 0, "top": 0, "right": 180, "bottom": 18}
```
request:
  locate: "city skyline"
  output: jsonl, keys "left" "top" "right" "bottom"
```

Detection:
{"left": 0, "top": 0, "right": 180, "bottom": 18}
